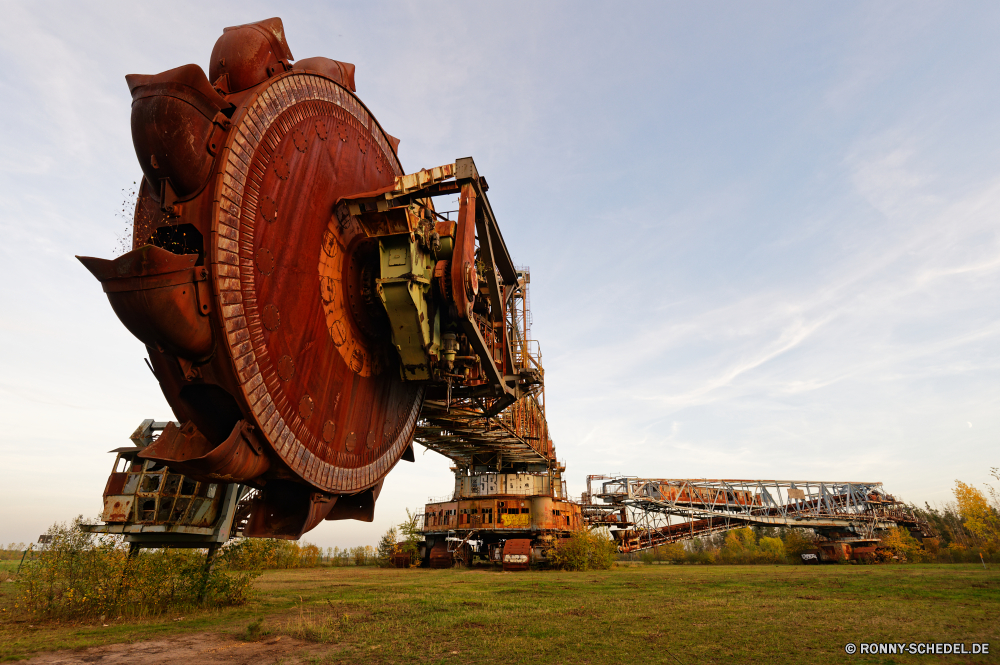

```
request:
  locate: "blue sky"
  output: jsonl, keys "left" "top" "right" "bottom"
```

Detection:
{"left": 1, "top": 2, "right": 998, "bottom": 548}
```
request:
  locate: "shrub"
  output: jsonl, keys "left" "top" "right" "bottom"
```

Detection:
{"left": 222, "top": 538, "right": 326, "bottom": 570}
{"left": 241, "top": 616, "right": 269, "bottom": 641}
{"left": 877, "top": 527, "right": 933, "bottom": 563}
{"left": 12, "top": 516, "right": 261, "bottom": 621}
{"left": 781, "top": 529, "right": 817, "bottom": 560}
{"left": 222, "top": 537, "right": 279, "bottom": 571}
{"left": 718, "top": 528, "right": 787, "bottom": 564}
{"left": 551, "top": 530, "right": 618, "bottom": 571}
{"left": 639, "top": 542, "right": 688, "bottom": 564}
{"left": 0, "top": 544, "right": 28, "bottom": 561}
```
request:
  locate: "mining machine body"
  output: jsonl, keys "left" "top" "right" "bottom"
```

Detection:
{"left": 78, "top": 17, "right": 563, "bottom": 544}
{"left": 415, "top": 310, "right": 585, "bottom": 569}
{"left": 421, "top": 471, "right": 584, "bottom": 571}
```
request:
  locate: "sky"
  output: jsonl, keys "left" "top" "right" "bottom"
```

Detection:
{"left": 1, "top": 1, "right": 999, "bottom": 548}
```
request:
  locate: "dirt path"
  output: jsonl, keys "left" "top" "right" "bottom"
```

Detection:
{"left": 24, "top": 632, "right": 318, "bottom": 664}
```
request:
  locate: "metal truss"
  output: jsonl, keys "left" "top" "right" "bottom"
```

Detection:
{"left": 415, "top": 393, "right": 551, "bottom": 467}
{"left": 414, "top": 265, "right": 558, "bottom": 470}
{"left": 582, "top": 476, "right": 927, "bottom": 552}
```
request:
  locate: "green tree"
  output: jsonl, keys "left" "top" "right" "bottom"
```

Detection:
{"left": 719, "top": 527, "right": 757, "bottom": 564}
{"left": 350, "top": 545, "right": 370, "bottom": 566}
{"left": 954, "top": 476, "right": 1000, "bottom": 553}
{"left": 781, "top": 529, "right": 817, "bottom": 560}
{"left": 719, "top": 527, "right": 786, "bottom": 564}
{"left": 757, "top": 536, "right": 786, "bottom": 563}
{"left": 398, "top": 509, "right": 422, "bottom": 567}
{"left": 376, "top": 527, "right": 398, "bottom": 568}
{"left": 878, "top": 527, "right": 930, "bottom": 562}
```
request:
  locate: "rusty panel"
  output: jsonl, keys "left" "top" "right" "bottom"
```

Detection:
{"left": 103, "top": 472, "right": 127, "bottom": 497}
{"left": 102, "top": 496, "right": 134, "bottom": 522}
{"left": 502, "top": 539, "right": 531, "bottom": 571}
{"left": 217, "top": 75, "right": 420, "bottom": 492}
{"left": 428, "top": 541, "right": 452, "bottom": 569}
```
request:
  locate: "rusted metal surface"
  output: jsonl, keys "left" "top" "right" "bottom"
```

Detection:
{"left": 293, "top": 57, "right": 356, "bottom": 92}
{"left": 209, "top": 18, "right": 293, "bottom": 94}
{"left": 82, "top": 421, "right": 250, "bottom": 563}
{"left": 411, "top": 257, "right": 584, "bottom": 566}
{"left": 416, "top": 396, "right": 552, "bottom": 467}
{"left": 103, "top": 451, "right": 224, "bottom": 528}
{"left": 138, "top": 419, "right": 269, "bottom": 483}
{"left": 501, "top": 539, "right": 532, "bottom": 571}
{"left": 802, "top": 541, "right": 879, "bottom": 564}
{"left": 78, "top": 246, "right": 213, "bottom": 362}
{"left": 428, "top": 541, "right": 453, "bottom": 569}
{"left": 422, "top": 495, "right": 581, "bottom": 534}
{"left": 77, "top": 15, "right": 923, "bottom": 565}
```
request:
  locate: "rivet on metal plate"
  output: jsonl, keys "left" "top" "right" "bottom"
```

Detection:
{"left": 298, "top": 395, "right": 314, "bottom": 420}
{"left": 260, "top": 195, "right": 278, "bottom": 222}
{"left": 271, "top": 155, "right": 290, "bottom": 180}
{"left": 262, "top": 304, "right": 280, "bottom": 331}
{"left": 277, "top": 354, "right": 294, "bottom": 380}
{"left": 293, "top": 127, "right": 309, "bottom": 153}
{"left": 255, "top": 247, "right": 274, "bottom": 275}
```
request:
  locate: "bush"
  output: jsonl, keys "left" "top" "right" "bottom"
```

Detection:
{"left": 223, "top": 538, "right": 326, "bottom": 570}
{"left": 222, "top": 538, "right": 279, "bottom": 571}
{"left": 655, "top": 543, "right": 688, "bottom": 562}
{"left": 781, "top": 529, "right": 817, "bottom": 560}
{"left": 718, "top": 528, "right": 787, "bottom": 564}
{"left": 551, "top": 530, "right": 618, "bottom": 571}
{"left": 0, "top": 544, "right": 28, "bottom": 561}
{"left": 877, "top": 527, "right": 934, "bottom": 563}
{"left": 12, "top": 516, "right": 261, "bottom": 621}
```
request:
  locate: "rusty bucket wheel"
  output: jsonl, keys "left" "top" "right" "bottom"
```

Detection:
{"left": 211, "top": 69, "right": 424, "bottom": 495}
{"left": 76, "top": 18, "right": 430, "bottom": 540}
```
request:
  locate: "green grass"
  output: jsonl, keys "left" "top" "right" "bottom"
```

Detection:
{"left": 2, "top": 563, "right": 998, "bottom": 663}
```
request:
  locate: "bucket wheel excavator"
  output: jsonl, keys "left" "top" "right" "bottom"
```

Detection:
{"left": 79, "top": 17, "right": 552, "bottom": 544}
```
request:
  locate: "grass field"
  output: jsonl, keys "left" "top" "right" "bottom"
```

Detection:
{"left": 1, "top": 563, "right": 998, "bottom": 663}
